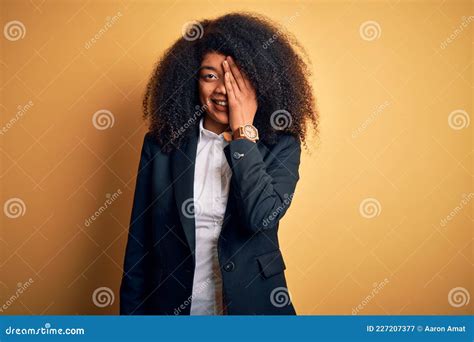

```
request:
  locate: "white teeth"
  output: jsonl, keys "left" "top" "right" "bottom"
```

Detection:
{"left": 214, "top": 100, "right": 227, "bottom": 106}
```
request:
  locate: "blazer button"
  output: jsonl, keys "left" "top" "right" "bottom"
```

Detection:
{"left": 232, "top": 152, "right": 244, "bottom": 160}
{"left": 223, "top": 261, "right": 235, "bottom": 272}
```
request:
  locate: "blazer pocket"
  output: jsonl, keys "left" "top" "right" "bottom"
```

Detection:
{"left": 256, "top": 249, "right": 286, "bottom": 279}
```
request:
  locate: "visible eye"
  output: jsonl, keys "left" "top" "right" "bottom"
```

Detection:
{"left": 201, "top": 73, "right": 218, "bottom": 81}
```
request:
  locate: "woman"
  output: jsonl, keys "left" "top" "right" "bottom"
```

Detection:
{"left": 120, "top": 12, "right": 318, "bottom": 315}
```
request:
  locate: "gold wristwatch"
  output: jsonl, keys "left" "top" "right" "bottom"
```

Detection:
{"left": 232, "top": 124, "right": 259, "bottom": 142}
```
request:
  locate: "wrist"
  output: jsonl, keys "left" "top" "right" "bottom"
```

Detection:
{"left": 232, "top": 124, "right": 259, "bottom": 142}
{"left": 230, "top": 121, "right": 252, "bottom": 132}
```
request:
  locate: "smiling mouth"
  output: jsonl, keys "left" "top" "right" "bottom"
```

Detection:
{"left": 211, "top": 98, "right": 228, "bottom": 107}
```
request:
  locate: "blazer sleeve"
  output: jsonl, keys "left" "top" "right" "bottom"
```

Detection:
{"left": 223, "top": 134, "right": 301, "bottom": 234}
{"left": 119, "top": 133, "right": 153, "bottom": 315}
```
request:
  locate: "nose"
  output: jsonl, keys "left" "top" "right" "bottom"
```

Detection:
{"left": 214, "top": 77, "right": 227, "bottom": 96}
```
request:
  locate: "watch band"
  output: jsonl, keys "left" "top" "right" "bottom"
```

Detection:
{"left": 232, "top": 127, "right": 244, "bottom": 140}
{"left": 232, "top": 125, "right": 259, "bottom": 142}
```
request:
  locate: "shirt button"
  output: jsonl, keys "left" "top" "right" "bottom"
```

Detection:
{"left": 223, "top": 261, "right": 235, "bottom": 272}
{"left": 232, "top": 152, "right": 244, "bottom": 160}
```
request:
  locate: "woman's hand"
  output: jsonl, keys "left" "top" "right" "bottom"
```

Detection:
{"left": 222, "top": 56, "right": 258, "bottom": 132}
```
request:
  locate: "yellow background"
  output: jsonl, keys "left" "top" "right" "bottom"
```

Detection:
{"left": 1, "top": 0, "right": 472, "bottom": 315}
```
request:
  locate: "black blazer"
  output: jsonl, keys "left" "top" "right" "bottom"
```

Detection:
{"left": 119, "top": 123, "right": 301, "bottom": 315}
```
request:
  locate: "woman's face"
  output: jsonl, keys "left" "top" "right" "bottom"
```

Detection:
{"left": 198, "top": 52, "right": 229, "bottom": 126}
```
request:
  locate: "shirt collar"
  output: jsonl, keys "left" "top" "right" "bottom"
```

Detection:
{"left": 199, "top": 117, "right": 230, "bottom": 142}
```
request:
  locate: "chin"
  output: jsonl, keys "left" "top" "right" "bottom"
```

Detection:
{"left": 209, "top": 111, "right": 229, "bottom": 124}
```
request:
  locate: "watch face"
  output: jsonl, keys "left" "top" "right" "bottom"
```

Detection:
{"left": 243, "top": 125, "right": 258, "bottom": 139}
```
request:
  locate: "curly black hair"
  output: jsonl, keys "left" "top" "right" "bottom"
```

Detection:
{"left": 143, "top": 11, "right": 319, "bottom": 153}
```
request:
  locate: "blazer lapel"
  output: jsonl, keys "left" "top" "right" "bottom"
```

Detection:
{"left": 171, "top": 124, "right": 199, "bottom": 263}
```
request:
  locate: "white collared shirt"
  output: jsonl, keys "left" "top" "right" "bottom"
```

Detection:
{"left": 190, "top": 118, "right": 232, "bottom": 315}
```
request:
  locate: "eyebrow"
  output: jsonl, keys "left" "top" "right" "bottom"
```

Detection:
{"left": 199, "top": 65, "right": 219, "bottom": 72}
